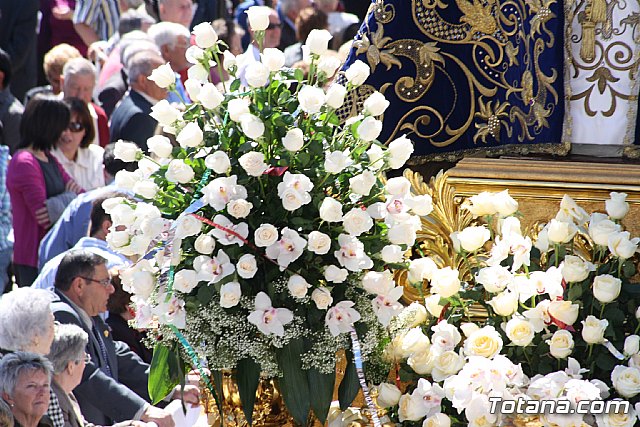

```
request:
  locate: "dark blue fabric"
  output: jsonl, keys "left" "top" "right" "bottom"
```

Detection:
{"left": 340, "top": 0, "right": 566, "bottom": 161}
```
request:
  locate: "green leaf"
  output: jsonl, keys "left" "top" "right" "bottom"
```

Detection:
{"left": 148, "top": 343, "right": 182, "bottom": 404}
{"left": 567, "top": 283, "right": 583, "bottom": 301}
{"left": 230, "top": 79, "right": 241, "bottom": 92}
{"left": 307, "top": 367, "right": 335, "bottom": 424}
{"left": 294, "top": 68, "right": 305, "bottom": 83}
{"left": 197, "top": 284, "right": 214, "bottom": 305}
{"left": 297, "top": 151, "right": 311, "bottom": 167}
{"left": 338, "top": 351, "right": 359, "bottom": 410}
{"left": 235, "top": 358, "right": 261, "bottom": 425}
{"left": 212, "top": 370, "right": 224, "bottom": 420}
{"left": 276, "top": 338, "right": 311, "bottom": 425}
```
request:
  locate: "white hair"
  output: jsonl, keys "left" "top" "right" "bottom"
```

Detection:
{"left": 0, "top": 352, "right": 53, "bottom": 397}
{"left": 47, "top": 323, "right": 88, "bottom": 374}
{"left": 0, "top": 288, "right": 54, "bottom": 351}
{"left": 62, "top": 57, "right": 96, "bottom": 81}
{"left": 147, "top": 21, "right": 190, "bottom": 49}
{"left": 128, "top": 51, "right": 166, "bottom": 83}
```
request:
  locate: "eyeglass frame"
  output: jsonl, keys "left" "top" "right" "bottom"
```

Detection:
{"left": 77, "top": 276, "right": 112, "bottom": 287}
{"left": 68, "top": 121, "right": 84, "bottom": 132}
{"left": 75, "top": 353, "right": 91, "bottom": 365}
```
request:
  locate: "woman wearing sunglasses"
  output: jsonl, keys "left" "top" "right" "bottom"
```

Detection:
{"left": 51, "top": 98, "right": 105, "bottom": 191}
{"left": 6, "top": 95, "right": 84, "bottom": 286}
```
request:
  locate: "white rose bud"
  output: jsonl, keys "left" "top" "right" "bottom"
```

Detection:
{"left": 239, "top": 114, "right": 265, "bottom": 140}
{"left": 133, "top": 180, "right": 159, "bottom": 199}
{"left": 387, "top": 135, "right": 414, "bottom": 169}
{"left": 363, "top": 91, "right": 390, "bottom": 116}
{"left": 381, "top": 245, "right": 405, "bottom": 263}
{"left": 325, "top": 84, "right": 347, "bottom": 109}
{"left": 261, "top": 48, "right": 285, "bottom": 72}
{"left": 581, "top": 315, "right": 608, "bottom": 344}
{"left": 319, "top": 197, "right": 343, "bottom": 222}
{"left": 307, "top": 231, "right": 331, "bottom": 255}
{"left": 239, "top": 151, "right": 268, "bottom": 176}
{"left": 493, "top": 189, "right": 519, "bottom": 216}
{"left": 246, "top": 6, "right": 271, "bottom": 31}
{"left": 187, "top": 62, "right": 210, "bottom": 82}
{"left": 344, "top": 59, "right": 370, "bottom": 86}
{"left": 608, "top": 231, "right": 639, "bottom": 260}
{"left": 349, "top": 171, "right": 376, "bottom": 196}
{"left": 311, "top": 287, "right": 333, "bottom": 309}
{"left": 199, "top": 83, "right": 225, "bottom": 109}
{"left": 405, "top": 195, "right": 434, "bottom": 216}
{"left": 192, "top": 22, "right": 218, "bottom": 48}
{"left": 367, "top": 144, "right": 385, "bottom": 169}
{"left": 324, "top": 265, "right": 348, "bottom": 283}
{"left": 185, "top": 45, "right": 205, "bottom": 64}
{"left": 147, "top": 135, "right": 174, "bottom": 158}
{"left": 342, "top": 208, "right": 373, "bottom": 236}
{"left": 375, "top": 383, "right": 402, "bottom": 408}
{"left": 288, "top": 275, "right": 311, "bottom": 298}
{"left": 459, "top": 322, "right": 480, "bottom": 337}
{"left": 254, "top": 223, "right": 278, "bottom": 247}
{"left": 165, "top": 159, "right": 195, "bottom": 184}
{"left": 625, "top": 335, "right": 640, "bottom": 356}
{"left": 227, "top": 199, "right": 253, "bottom": 219}
{"left": 177, "top": 122, "right": 204, "bottom": 148}
{"left": 282, "top": 128, "right": 304, "bottom": 151}
{"left": 317, "top": 56, "right": 341, "bottom": 78}
{"left": 593, "top": 274, "right": 622, "bottom": 304}
{"left": 456, "top": 225, "right": 490, "bottom": 252}
{"left": 205, "top": 151, "right": 231, "bottom": 174}
{"left": 305, "top": 29, "right": 332, "bottom": 55}
{"left": 561, "top": 255, "right": 593, "bottom": 283}
{"left": 237, "top": 254, "right": 258, "bottom": 278}
{"left": 173, "top": 269, "right": 198, "bottom": 293}
{"left": 547, "top": 219, "right": 578, "bottom": 244}
{"left": 408, "top": 257, "right": 437, "bottom": 283}
{"left": 194, "top": 234, "right": 216, "bottom": 254}
{"left": 298, "top": 85, "right": 325, "bottom": 114}
{"left": 424, "top": 294, "right": 445, "bottom": 317}
{"left": 149, "top": 100, "right": 181, "bottom": 126}
{"left": 114, "top": 170, "right": 139, "bottom": 190}
{"left": 220, "top": 281, "right": 242, "bottom": 308}
{"left": 245, "top": 61, "right": 270, "bottom": 87}
{"left": 548, "top": 300, "right": 580, "bottom": 326}
{"left": 114, "top": 140, "right": 142, "bottom": 162}
{"left": 147, "top": 63, "right": 175, "bottom": 88}
{"left": 488, "top": 291, "right": 519, "bottom": 316}
{"left": 430, "top": 267, "right": 461, "bottom": 298}
{"left": 228, "top": 98, "right": 251, "bottom": 122}
{"left": 606, "top": 192, "right": 630, "bottom": 220}
{"left": 357, "top": 116, "right": 383, "bottom": 142}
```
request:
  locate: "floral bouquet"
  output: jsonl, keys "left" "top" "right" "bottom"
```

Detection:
{"left": 104, "top": 8, "right": 429, "bottom": 425}
{"left": 373, "top": 190, "right": 640, "bottom": 426}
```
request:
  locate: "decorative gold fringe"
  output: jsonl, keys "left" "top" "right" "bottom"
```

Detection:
{"left": 580, "top": 21, "right": 596, "bottom": 62}
{"left": 590, "top": 0, "right": 607, "bottom": 23}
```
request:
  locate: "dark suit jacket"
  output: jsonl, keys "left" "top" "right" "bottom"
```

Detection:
{"left": 96, "top": 68, "right": 127, "bottom": 118}
{"left": 109, "top": 90, "right": 157, "bottom": 152}
{"left": 51, "top": 291, "right": 150, "bottom": 425}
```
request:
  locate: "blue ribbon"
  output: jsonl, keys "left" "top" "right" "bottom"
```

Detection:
{"left": 349, "top": 329, "right": 382, "bottom": 427}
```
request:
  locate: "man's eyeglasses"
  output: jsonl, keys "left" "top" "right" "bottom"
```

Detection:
{"left": 68, "top": 122, "right": 84, "bottom": 132}
{"left": 76, "top": 353, "right": 91, "bottom": 364}
{"left": 267, "top": 22, "right": 281, "bottom": 30}
{"left": 78, "top": 276, "right": 112, "bottom": 287}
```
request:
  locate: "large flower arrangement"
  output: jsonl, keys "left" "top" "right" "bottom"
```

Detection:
{"left": 373, "top": 191, "right": 640, "bottom": 427}
{"left": 104, "top": 10, "right": 430, "bottom": 425}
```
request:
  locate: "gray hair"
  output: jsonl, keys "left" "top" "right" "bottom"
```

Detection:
{"left": 0, "top": 352, "right": 53, "bottom": 398}
{"left": 0, "top": 397, "right": 13, "bottom": 427}
{"left": 128, "top": 51, "right": 166, "bottom": 84}
{"left": 62, "top": 57, "right": 96, "bottom": 81}
{"left": 0, "top": 289, "right": 53, "bottom": 351}
{"left": 47, "top": 324, "right": 88, "bottom": 374}
{"left": 148, "top": 21, "right": 190, "bottom": 49}
{"left": 280, "top": 0, "right": 306, "bottom": 14}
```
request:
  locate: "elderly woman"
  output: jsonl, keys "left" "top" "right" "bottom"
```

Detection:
{"left": 0, "top": 288, "right": 55, "bottom": 355}
{"left": 47, "top": 324, "right": 146, "bottom": 427}
{"left": 0, "top": 352, "right": 54, "bottom": 427}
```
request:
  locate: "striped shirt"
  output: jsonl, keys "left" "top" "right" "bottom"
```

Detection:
{"left": 0, "top": 146, "right": 12, "bottom": 253}
{"left": 73, "top": 0, "right": 120, "bottom": 41}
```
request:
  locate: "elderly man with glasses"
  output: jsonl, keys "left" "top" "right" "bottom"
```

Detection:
{"left": 50, "top": 249, "right": 199, "bottom": 427}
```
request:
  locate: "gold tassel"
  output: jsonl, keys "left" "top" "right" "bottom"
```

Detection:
{"left": 580, "top": 21, "right": 596, "bottom": 62}
{"left": 590, "top": 0, "right": 607, "bottom": 23}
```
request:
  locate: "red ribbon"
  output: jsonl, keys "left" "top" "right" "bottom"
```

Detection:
{"left": 264, "top": 166, "right": 288, "bottom": 176}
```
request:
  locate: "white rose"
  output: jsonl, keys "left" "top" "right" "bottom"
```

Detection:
{"left": 227, "top": 199, "right": 253, "bottom": 219}
{"left": 240, "top": 114, "right": 265, "bottom": 139}
{"left": 612, "top": 365, "right": 640, "bottom": 398}
{"left": 401, "top": 327, "right": 431, "bottom": 356}
{"left": 223, "top": 50, "right": 236, "bottom": 71}
{"left": 423, "top": 413, "right": 451, "bottom": 427}
{"left": 581, "top": 315, "right": 608, "bottom": 344}
{"left": 405, "top": 195, "right": 434, "bottom": 216}
{"left": 324, "top": 265, "right": 348, "bottom": 283}
{"left": 608, "top": 231, "right": 639, "bottom": 260}
{"left": 325, "top": 84, "right": 346, "bottom": 109}
{"left": 282, "top": 128, "right": 304, "bottom": 151}
{"left": 385, "top": 176, "right": 411, "bottom": 196}
{"left": 408, "top": 257, "right": 437, "bottom": 283}
{"left": 505, "top": 317, "right": 535, "bottom": 346}
{"left": 381, "top": 245, "right": 405, "bottom": 263}
{"left": 254, "top": 224, "right": 278, "bottom": 247}
{"left": 367, "top": 144, "right": 385, "bottom": 169}
{"left": 245, "top": 61, "right": 270, "bottom": 87}
{"left": 593, "top": 274, "right": 622, "bottom": 304}
{"left": 184, "top": 79, "right": 201, "bottom": 101}
{"left": 298, "top": 85, "right": 325, "bottom": 114}
{"left": 133, "top": 180, "right": 159, "bottom": 199}
{"left": 463, "top": 326, "right": 503, "bottom": 359}
{"left": 287, "top": 275, "right": 311, "bottom": 298}
{"left": 596, "top": 406, "right": 637, "bottom": 427}
{"left": 387, "top": 135, "right": 414, "bottom": 169}
{"left": 546, "top": 330, "right": 575, "bottom": 359}
{"left": 324, "top": 150, "right": 352, "bottom": 173}
{"left": 228, "top": 98, "right": 251, "bottom": 122}
{"left": 548, "top": 300, "right": 580, "bottom": 326}
{"left": 149, "top": 100, "right": 181, "bottom": 126}
{"left": 317, "top": 56, "right": 341, "bottom": 78}
{"left": 375, "top": 383, "right": 402, "bottom": 408}
{"left": 279, "top": 188, "right": 305, "bottom": 211}
{"left": 625, "top": 335, "right": 640, "bottom": 356}
{"left": 185, "top": 45, "right": 205, "bottom": 64}
{"left": 220, "top": 281, "right": 242, "bottom": 308}
{"left": 305, "top": 29, "right": 332, "bottom": 55}
{"left": 236, "top": 254, "right": 258, "bottom": 278}
{"left": 475, "top": 265, "right": 513, "bottom": 293}
{"left": 424, "top": 294, "right": 445, "bottom": 317}
{"left": 199, "top": 83, "right": 225, "bottom": 109}
{"left": 165, "top": 159, "right": 195, "bottom": 184}
{"left": 456, "top": 225, "right": 491, "bottom": 252}
{"left": 175, "top": 215, "right": 203, "bottom": 239}
{"left": 147, "top": 135, "right": 173, "bottom": 158}
{"left": 589, "top": 213, "right": 622, "bottom": 246}
{"left": 147, "top": 63, "right": 175, "bottom": 88}
{"left": 466, "top": 192, "right": 497, "bottom": 217}
{"left": 357, "top": 116, "right": 382, "bottom": 142}
{"left": 129, "top": 270, "right": 155, "bottom": 298}
{"left": 173, "top": 269, "right": 199, "bottom": 293}
{"left": 431, "top": 351, "right": 465, "bottom": 382}
{"left": 488, "top": 291, "right": 518, "bottom": 316}
{"left": 387, "top": 219, "right": 420, "bottom": 246}
{"left": 342, "top": 208, "right": 373, "bottom": 236}
{"left": 177, "top": 122, "right": 204, "bottom": 148}
{"left": 562, "top": 255, "right": 593, "bottom": 283}
{"left": 194, "top": 234, "right": 216, "bottom": 254}
{"left": 344, "top": 60, "right": 370, "bottom": 86}
{"left": 349, "top": 171, "right": 376, "bottom": 196}
{"left": 205, "top": 151, "right": 231, "bottom": 174}
{"left": 192, "top": 22, "right": 218, "bottom": 48}
{"left": 407, "top": 350, "right": 435, "bottom": 375}
{"left": 245, "top": 5, "right": 271, "bottom": 31}
{"left": 430, "top": 267, "right": 460, "bottom": 298}
{"left": 307, "top": 231, "right": 331, "bottom": 255}
{"left": 239, "top": 151, "right": 268, "bottom": 176}
{"left": 187, "top": 62, "right": 210, "bottom": 82}
{"left": 260, "top": 48, "right": 285, "bottom": 72}
{"left": 493, "top": 189, "right": 519, "bottom": 216}
{"left": 606, "top": 192, "right": 629, "bottom": 220}
{"left": 319, "top": 197, "right": 343, "bottom": 222}
{"left": 114, "top": 140, "right": 142, "bottom": 162}
{"left": 547, "top": 219, "right": 578, "bottom": 244}
{"left": 311, "top": 287, "right": 333, "bottom": 309}
{"left": 363, "top": 91, "right": 390, "bottom": 116}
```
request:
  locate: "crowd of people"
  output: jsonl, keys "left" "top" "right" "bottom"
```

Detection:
{"left": 0, "top": 0, "right": 366, "bottom": 426}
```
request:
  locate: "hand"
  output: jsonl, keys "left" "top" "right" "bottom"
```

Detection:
{"left": 171, "top": 384, "right": 200, "bottom": 407}
{"left": 87, "top": 41, "right": 108, "bottom": 65}
{"left": 140, "top": 406, "right": 174, "bottom": 427}
{"left": 185, "top": 368, "right": 211, "bottom": 386}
